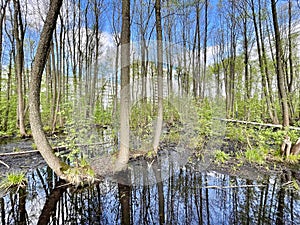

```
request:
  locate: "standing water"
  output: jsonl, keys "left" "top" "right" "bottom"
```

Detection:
{"left": 0, "top": 139, "right": 300, "bottom": 224}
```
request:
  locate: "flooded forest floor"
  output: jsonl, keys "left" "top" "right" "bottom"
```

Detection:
{"left": 1, "top": 135, "right": 300, "bottom": 188}
{"left": 1, "top": 133, "right": 300, "bottom": 224}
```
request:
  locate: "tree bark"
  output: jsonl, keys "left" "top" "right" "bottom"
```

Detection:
{"left": 13, "top": 0, "right": 26, "bottom": 136}
{"left": 250, "top": 0, "right": 276, "bottom": 123}
{"left": 271, "top": 0, "right": 289, "bottom": 127}
{"left": 153, "top": 0, "right": 163, "bottom": 153}
{"left": 0, "top": 0, "right": 9, "bottom": 104}
{"left": 29, "top": 0, "right": 64, "bottom": 177}
{"left": 115, "top": 0, "right": 131, "bottom": 172}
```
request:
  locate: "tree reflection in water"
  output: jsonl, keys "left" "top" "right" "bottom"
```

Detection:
{"left": 0, "top": 165, "right": 300, "bottom": 224}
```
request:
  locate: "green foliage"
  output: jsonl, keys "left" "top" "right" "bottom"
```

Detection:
{"left": 292, "top": 179, "right": 300, "bottom": 191}
{"left": 196, "top": 99, "right": 213, "bottom": 136}
{"left": 94, "top": 102, "right": 112, "bottom": 126}
{"left": 129, "top": 101, "right": 153, "bottom": 148}
{"left": 32, "top": 143, "right": 37, "bottom": 150}
{"left": 0, "top": 172, "right": 27, "bottom": 193}
{"left": 63, "top": 161, "right": 95, "bottom": 186}
{"left": 162, "top": 129, "right": 180, "bottom": 144}
{"left": 130, "top": 101, "right": 153, "bottom": 132}
{"left": 226, "top": 124, "right": 247, "bottom": 143}
{"left": 245, "top": 147, "right": 265, "bottom": 165}
{"left": 214, "top": 150, "right": 229, "bottom": 164}
{"left": 286, "top": 154, "right": 300, "bottom": 164}
{"left": 0, "top": 95, "right": 18, "bottom": 135}
{"left": 163, "top": 100, "right": 181, "bottom": 125}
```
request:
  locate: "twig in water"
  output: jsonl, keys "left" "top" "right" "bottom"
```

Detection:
{"left": 0, "top": 159, "right": 9, "bottom": 168}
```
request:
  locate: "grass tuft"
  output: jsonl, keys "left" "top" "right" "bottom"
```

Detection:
{"left": 0, "top": 172, "right": 27, "bottom": 194}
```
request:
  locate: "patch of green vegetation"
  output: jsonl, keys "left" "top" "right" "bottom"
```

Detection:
{"left": 226, "top": 124, "right": 247, "bottom": 143}
{"left": 13, "top": 147, "right": 21, "bottom": 152}
{"left": 94, "top": 104, "right": 112, "bottom": 127}
{"left": 63, "top": 157, "right": 95, "bottom": 187}
{"left": 130, "top": 101, "right": 153, "bottom": 138}
{"left": 32, "top": 143, "right": 37, "bottom": 150}
{"left": 0, "top": 172, "right": 27, "bottom": 194}
{"left": 162, "top": 99, "right": 180, "bottom": 126}
{"left": 245, "top": 148, "right": 265, "bottom": 165}
{"left": 286, "top": 155, "right": 300, "bottom": 164}
{"left": 195, "top": 100, "right": 213, "bottom": 137}
{"left": 214, "top": 150, "right": 229, "bottom": 164}
{"left": 146, "top": 150, "right": 157, "bottom": 159}
{"left": 292, "top": 179, "right": 300, "bottom": 191}
{"left": 162, "top": 129, "right": 180, "bottom": 144}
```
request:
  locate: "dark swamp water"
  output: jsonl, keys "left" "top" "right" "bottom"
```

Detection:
{"left": 0, "top": 139, "right": 300, "bottom": 225}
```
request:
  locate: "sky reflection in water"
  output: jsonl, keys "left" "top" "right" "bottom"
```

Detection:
{"left": 1, "top": 160, "right": 300, "bottom": 225}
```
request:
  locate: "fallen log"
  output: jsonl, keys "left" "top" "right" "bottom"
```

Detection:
{"left": 0, "top": 150, "right": 39, "bottom": 157}
{"left": 0, "top": 142, "right": 112, "bottom": 157}
{"left": 212, "top": 117, "right": 300, "bottom": 131}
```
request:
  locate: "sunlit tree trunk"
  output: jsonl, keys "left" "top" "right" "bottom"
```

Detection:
{"left": 4, "top": 51, "right": 13, "bottom": 131}
{"left": 50, "top": 42, "right": 58, "bottom": 132}
{"left": 0, "top": 0, "right": 9, "bottom": 105}
{"left": 165, "top": 0, "right": 173, "bottom": 95}
{"left": 250, "top": 0, "right": 277, "bottom": 123}
{"left": 241, "top": 5, "right": 250, "bottom": 119}
{"left": 29, "top": 0, "right": 64, "bottom": 178}
{"left": 115, "top": 0, "right": 130, "bottom": 171}
{"left": 153, "top": 0, "right": 163, "bottom": 154}
{"left": 137, "top": 0, "right": 152, "bottom": 102}
{"left": 13, "top": 0, "right": 26, "bottom": 136}
{"left": 111, "top": 0, "right": 121, "bottom": 132}
{"left": 90, "top": 0, "right": 102, "bottom": 116}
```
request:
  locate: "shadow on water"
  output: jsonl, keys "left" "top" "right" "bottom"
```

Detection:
{"left": 0, "top": 155, "right": 300, "bottom": 225}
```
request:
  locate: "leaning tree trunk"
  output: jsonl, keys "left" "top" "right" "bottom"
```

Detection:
{"left": 29, "top": 0, "right": 64, "bottom": 178}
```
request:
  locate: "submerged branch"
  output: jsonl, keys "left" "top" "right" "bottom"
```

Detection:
{"left": 0, "top": 160, "right": 9, "bottom": 168}
{"left": 202, "top": 184, "right": 266, "bottom": 189}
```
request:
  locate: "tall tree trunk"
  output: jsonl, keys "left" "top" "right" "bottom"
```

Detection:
{"left": 4, "top": 51, "right": 13, "bottom": 131}
{"left": 0, "top": 0, "right": 8, "bottom": 104}
{"left": 29, "top": 0, "right": 64, "bottom": 177}
{"left": 271, "top": 0, "right": 289, "bottom": 127}
{"left": 192, "top": 2, "right": 200, "bottom": 98}
{"left": 287, "top": 0, "right": 294, "bottom": 119}
{"left": 202, "top": 0, "right": 208, "bottom": 98}
{"left": 13, "top": 0, "right": 26, "bottom": 136}
{"left": 115, "top": 0, "right": 131, "bottom": 172}
{"left": 250, "top": 0, "right": 276, "bottom": 123}
{"left": 259, "top": 0, "right": 278, "bottom": 124}
{"left": 242, "top": 10, "right": 250, "bottom": 119}
{"left": 153, "top": 0, "right": 163, "bottom": 153}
